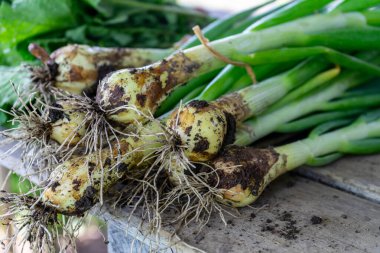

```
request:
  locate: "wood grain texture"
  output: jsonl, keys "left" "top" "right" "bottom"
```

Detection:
{"left": 105, "top": 175, "right": 380, "bottom": 253}
{"left": 175, "top": 175, "right": 380, "bottom": 253}
{"left": 108, "top": 224, "right": 151, "bottom": 253}
{"left": 100, "top": 206, "right": 202, "bottom": 253}
{"left": 297, "top": 154, "right": 380, "bottom": 204}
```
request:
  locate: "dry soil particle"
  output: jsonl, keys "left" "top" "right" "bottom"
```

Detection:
{"left": 136, "top": 93, "right": 147, "bottom": 107}
{"left": 74, "top": 186, "right": 96, "bottom": 214}
{"left": 222, "top": 112, "right": 236, "bottom": 147}
{"left": 193, "top": 133, "right": 210, "bottom": 153}
{"left": 188, "top": 100, "right": 209, "bottom": 110}
{"left": 50, "top": 181, "right": 60, "bottom": 192}
{"left": 97, "top": 65, "right": 117, "bottom": 84}
{"left": 311, "top": 215, "right": 323, "bottom": 225}
{"left": 108, "top": 86, "right": 125, "bottom": 106}
{"left": 72, "top": 179, "right": 81, "bottom": 191}
{"left": 260, "top": 211, "right": 301, "bottom": 240}
{"left": 48, "top": 103, "right": 67, "bottom": 123}
{"left": 208, "top": 146, "right": 280, "bottom": 195}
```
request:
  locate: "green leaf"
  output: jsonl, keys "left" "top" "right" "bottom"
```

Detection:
{"left": 0, "top": 65, "right": 30, "bottom": 106}
{"left": 0, "top": 0, "right": 79, "bottom": 65}
{"left": 0, "top": 64, "right": 32, "bottom": 127}
{"left": 0, "top": 111, "right": 8, "bottom": 125}
{"left": 110, "top": 31, "right": 132, "bottom": 46}
{"left": 87, "top": 26, "right": 109, "bottom": 38}
{"left": 65, "top": 25, "right": 91, "bottom": 44}
{"left": 82, "top": 0, "right": 101, "bottom": 7}
{"left": 81, "top": 0, "right": 114, "bottom": 17}
{"left": 101, "top": 12, "right": 129, "bottom": 25}
{"left": 9, "top": 173, "right": 35, "bottom": 194}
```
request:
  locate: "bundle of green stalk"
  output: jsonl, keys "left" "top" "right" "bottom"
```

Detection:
{"left": 0, "top": 2, "right": 270, "bottom": 180}
{"left": 0, "top": 0, "right": 214, "bottom": 126}
{"left": 2, "top": 0, "right": 380, "bottom": 251}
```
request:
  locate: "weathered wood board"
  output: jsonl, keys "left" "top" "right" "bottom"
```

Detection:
{"left": 107, "top": 175, "right": 380, "bottom": 253}
{"left": 297, "top": 154, "right": 380, "bottom": 204}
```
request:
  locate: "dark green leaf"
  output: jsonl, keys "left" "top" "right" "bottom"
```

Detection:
{"left": 110, "top": 31, "right": 132, "bottom": 46}
{"left": 65, "top": 26, "right": 90, "bottom": 44}
{"left": 0, "top": 0, "right": 79, "bottom": 65}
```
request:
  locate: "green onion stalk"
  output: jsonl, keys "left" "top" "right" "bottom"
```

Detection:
{"left": 1, "top": 5, "right": 272, "bottom": 177}
{"left": 196, "top": 0, "right": 337, "bottom": 102}
{"left": 205, "top": 109, "right": 380, "bottom": 207}
{"left": 235, "top": 54, "right": 380, "bottom": 146}
{"left": 33, "top": 8, "right": 380, "bottom": 159}
{"left": 276, "top": 92, "right": 380, "bottom": 133}
{"left": 20, "top": 52, "right": 376, "bottom": 219}
{"left": 197, "top": 0, "right": 380, "bottom": 102}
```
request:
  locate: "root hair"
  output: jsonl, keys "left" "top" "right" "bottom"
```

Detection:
{"left": 105, "top": 105, "right": 229, "bottom": 235}
{"left": 0, "top": 191, "right": 85, "bottom": 253}
{"left": 0, "top": 86, "right": 59, "bottom": 182}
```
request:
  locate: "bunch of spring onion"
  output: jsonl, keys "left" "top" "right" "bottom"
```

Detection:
{"left": 25, "top": 2, "right": 269, "bottom": 98}
{"left": 2, "top": 0, "right": 380, "bottom": 251}
{"left": 1, "top": 2, "right": 272, "bottom": 181}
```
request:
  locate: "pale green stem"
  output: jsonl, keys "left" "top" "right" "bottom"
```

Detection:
{"left": 235, "top": 71, "right": 372, "bottom": 146}
{"left": 175, "top": 12, "right": 368, "bottom": 80}
{"left": 275, "top": 116, "right": 380, "bottom": 171}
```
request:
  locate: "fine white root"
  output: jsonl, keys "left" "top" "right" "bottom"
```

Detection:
{"left": 0, "top": 90, "right": 59, "bottom": 181}
{"left": 104, "top": 114, "right": 229, "bottom": 234}
{"left": 0, "top": 190, "right": 86, "bottom": 253}
{"left": 48, "top": 92, "right": 160, "bottom": 161}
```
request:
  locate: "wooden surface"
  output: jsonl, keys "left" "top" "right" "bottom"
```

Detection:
{"left": 107, "top": 174, "right": 380, "bottom": 253}
{"left": 298, "top": 154, "right": 380, "bottom": 204}
{"left": 1, "top": 139, "right": 380, "bottom": 252}
{"left": 177, "top": 175, "right": 380, "bottom": 253}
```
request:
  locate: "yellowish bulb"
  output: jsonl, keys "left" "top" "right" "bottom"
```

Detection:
{"left": 167, "top": 100, "right": 228, "bottom": 162}
{"left": 49, "top": 101, "right": 86, "bottom": 145}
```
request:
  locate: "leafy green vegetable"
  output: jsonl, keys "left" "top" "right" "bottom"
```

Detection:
{"left": 0, "top": 65, "right": 30, "bottom": 127}
{"left": 0, "top": 0, "right": 211, "bottom": 66}
{"left": 0, "top": 0, "right": 211, "bottom": 128}
{"left": 0, "top": 0, "right": 80, "bottom": 65}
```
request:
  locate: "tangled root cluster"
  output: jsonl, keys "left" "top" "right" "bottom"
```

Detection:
{"left": 0, "top": 89, "right": 58, "bottom": 181}
{"left": 0, "top": 191, "right": 86, "bottom": 253}
{"left": 0, "top": 77, "right": 231, "bottom": 252}
{"left": 0, "top": 83, "right": 128, "bottom": 251}
{"left": 103, "top": 107, "right": 230, "bottom": 238}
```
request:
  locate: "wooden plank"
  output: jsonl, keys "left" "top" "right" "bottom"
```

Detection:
{"left": 107, "top": 224, "right": 151, "bottom": 253}
{"left": 103, "top": 175, "right": 380, "bottom": 253}
{"left": 177, "top": 175, "right": 380, "bottom": 253}
{"left": 0, "top": 145, "right": 41, "bottom": 185}
{"left": 100, "top": 205, "right": 202, "bottom": 253}
{"left": 297, "top": 154, "right": 380, "bottom": 204}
